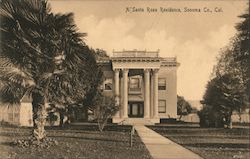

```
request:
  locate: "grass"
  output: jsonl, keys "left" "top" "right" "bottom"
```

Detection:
{"left": 0, "top": 124, "right": 152, "bottom": 159}
{"left": 149, "top": 123, "right": 250, "bottom": 159}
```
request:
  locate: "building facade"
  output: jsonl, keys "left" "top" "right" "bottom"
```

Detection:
{"left": 98, "top": 50, "right": 180, "bottom": 124}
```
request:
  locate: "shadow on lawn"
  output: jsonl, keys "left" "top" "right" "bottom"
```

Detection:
{"left": 150, "top": 126, "right": 250, "bottom": 134}
{"left": 46, "top": 124, "right": 132, "bottom": 132}
{"left": 0, "top": 132, "right": 29, "bottom": 137}
{"left": 164, "top": 135, "right": 249, "bottom": 140}
{"left": 0, "top": 124, "right": 134, "bottom": 146}
{"left": 1, "top": 122, "right": 133, "bottom": 133}
{"left": 183, "top": 143, "right": 250, "bottom": 149}
{"left": 1, "top": 141, "right": 16, "bottom": 147}
{"left": 51, "top": 135, "right": 128, "bottom": 143}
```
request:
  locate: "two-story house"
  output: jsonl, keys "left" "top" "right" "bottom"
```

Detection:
{"left": 98, "top": 50, "right": 180, "bottom": 124}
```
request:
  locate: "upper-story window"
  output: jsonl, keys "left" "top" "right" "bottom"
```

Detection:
{"left": 158, "top": 78, "right": 166, "bottom": 90}
{"left": 104, "top": 78, "right": 112, "bottom": 91}
{"left": 129, "top": 77, "right": 141, "bottom": 93}
{"left": 130, "top": 78, "right": 140, "bottom": 89}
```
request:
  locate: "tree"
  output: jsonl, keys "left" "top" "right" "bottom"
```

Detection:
{"left": 47, "top": 47, "right": 103, "bottom": 125}
{"left": 213, "top": 37, "right": 249, "bottom": 128}
{"left": 0, "top": 0, "right": 92, "bottom": 142}
{"left": 81, "top": 48, "right": 104, "bottom": 116}
{"left": 202, "top": 75, "right": 247, "bottom": 128}
{"left": 201, "top": 9, "right": 249, "bottom": 129}
{"left": 94, "top": 48, "right": 109, "bottom": 59}
{"left": 177, "top": 95, "right": 192, "bottom": 120}
{"left": 198, "top": 105, "right": 224, "bottom": 128}
{"left": 235, "top": 12, "right": 250, "bottom": 99}
{"left": 93, "top": 92, "right": 119, "bottom": 132}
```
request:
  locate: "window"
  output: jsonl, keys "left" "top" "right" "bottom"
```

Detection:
{"left": 129, "top": 77, "right": 141, "bottom": 93}
{"left": 158, "top": 78, "right": 166, "bottom": 90}
{"left": 104, "top": 79, "right": 112, "bottom": 91}
{"left": 158, "top": 100, "right": 166, "bottom": 113}
{"left": 130, "top": 78, "right": 140, "bottom": 89}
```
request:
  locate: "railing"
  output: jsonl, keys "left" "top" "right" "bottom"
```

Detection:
{"left": 161, "top": 57, "right": 177, "bottom": 62}
{"left": 129, "top": 87, "right": 142, "bottom": 94}
{"left": 113, "top": 50, "right": 159, "bottom": 58}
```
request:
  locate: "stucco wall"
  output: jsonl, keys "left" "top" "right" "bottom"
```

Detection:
{"left": 0, "top": 102, "right": 61, "bottom": 127}
{"left": 158, "top": 67, "right": 177, "bottom": 118}
{"left": 19, "top": 103, "right": 33, "bottom": 126}
{"left": 0, "top": 105, "right": 8, "bottom": 122}
{"left": 0, "top": 104, "right": 21, "bottom": 125}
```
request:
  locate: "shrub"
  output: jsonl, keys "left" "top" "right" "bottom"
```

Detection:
{"left": 94, "top": 94, "right": 120, "bottom": 132}
{"left": 198, "top": 106, "right": 224, "bottom": 128}
{"left": 46, "top": 112, "right": 58, "bottom": 126}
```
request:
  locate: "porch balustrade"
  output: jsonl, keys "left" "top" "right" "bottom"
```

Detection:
{"left": 113, "top": 50, "right": 159, "bottom": 58}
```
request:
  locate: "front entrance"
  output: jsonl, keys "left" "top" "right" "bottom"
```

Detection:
{"left": 128, "top": 102, "right": 144, "bottom": 118}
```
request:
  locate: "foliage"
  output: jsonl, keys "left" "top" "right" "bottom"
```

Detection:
{"left": 235, "top": 12, "right": 250, "bottom": 98}
{"left": 46, "top": 111, "right": 58, "bottom": 126}
{"left": 46, "top": 103, "right": 78, "bottom": 126}
{"left": 94, "top": 48, "right": 109, "bottom": 59}
{"left": 202, "top": 73, "right": 248, "bottom": 128}
{"left": 48, "top": 48, "right": 105, "bottom": 125}
{"left": 201, "top": 9, "right": 249, "bottom": 128}
{"left": 177, "top": 95, "right": 192, "bottom": 120}
{"left": 81, "top": 48, "right": 105, "bottom": 111}
{"left": 0, "top": 0, "right": 96, "bottom": 141}
{"left": 14, "top": 136, "right": 58, "bottom": 148}
{"left": 93, "top": 92, "right": 120, "bottom": 132}
{"left": 198, "top": 105, "right": 224, "bottom": 128}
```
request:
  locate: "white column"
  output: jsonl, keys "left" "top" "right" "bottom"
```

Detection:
{"left": 122, "top": 69, "right": 129, "bottom": 118}
{"left": 150, "top": 72, "right": 154, "bottom": 118}
{"left": 114, "top": 69, "right": 120, "bottom": 118}
{"left": 153, "top": 69, "right": 159, "bottom": 118}
{"left": 144, "top": 69, "right": 150, "bottom": 118}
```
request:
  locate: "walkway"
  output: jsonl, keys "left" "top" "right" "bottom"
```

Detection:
{"left": 134, "top": 125, "right": 202, "bottom": 159}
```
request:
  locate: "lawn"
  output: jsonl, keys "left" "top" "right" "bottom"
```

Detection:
{"left": 0, "top": 124, "right": 152, "bottom": 159}
{"left": 149, "top": 123, "right": 250, "bottom": 159}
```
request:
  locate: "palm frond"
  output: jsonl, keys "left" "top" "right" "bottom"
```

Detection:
{"left": 0, "top": 66, "right": 35, "bottom": 88}
{"left": 0, "top": 82, "right": 24, "bottom": 104}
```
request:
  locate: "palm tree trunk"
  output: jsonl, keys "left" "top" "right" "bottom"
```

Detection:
{"left": 33, "top": 102, "right": 47, "bottom": 141}
{"left": 32, "top": 92, "right": 47, "bottom": 141}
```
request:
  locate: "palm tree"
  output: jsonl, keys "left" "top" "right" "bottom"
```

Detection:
{"left": 0, "top": 0, "right": 90, "bottom": 141}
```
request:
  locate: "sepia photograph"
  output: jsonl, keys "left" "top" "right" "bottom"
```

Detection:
{"left": 0, "top": 0, "right": 249, "bottom": 158}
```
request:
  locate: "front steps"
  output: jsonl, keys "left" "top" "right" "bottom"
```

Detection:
{"left": 113, "top": 118, "right": 159, "bottom": 125}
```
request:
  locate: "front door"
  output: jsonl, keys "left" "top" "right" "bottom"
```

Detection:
{"left": 128, "top": 102, "right": 144, "bottom": 118}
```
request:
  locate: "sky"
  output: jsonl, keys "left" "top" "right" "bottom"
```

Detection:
{"left": 49, "top": 0, "right": 248, "bottom": 101}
